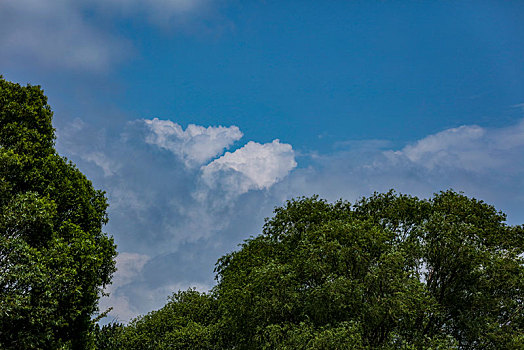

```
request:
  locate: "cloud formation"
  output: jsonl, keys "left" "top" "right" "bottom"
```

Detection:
{"left": 143, "top": 118, "right": 243, "bottom": 167}
{"left": 56, "top": 118, "right": 121, "bottom": 177}
{"left": 99, "top": 249, "right": 215, "bottom": 323}
{"left": 281, "top": 118, "right": 524, "bottom": 224}
{"left": 386, "top": 120, "right": 524, "bottom": 172}
{"left": 98, "top": 252, "right": 150, "bottom": 322}
{"left": 0, "top": 0, "right": 217, "bottom": 72}
{"left": 90, "top": 0, "right": 211, "bottom": 27}
{"left": 56, "top": 116, "right": 524, "bottom": 324}
{"left": 201, "top": 139, "right": 298, "bottom": 196}
{"left": 0, "top": 0, "right": 127, "bottom": 71}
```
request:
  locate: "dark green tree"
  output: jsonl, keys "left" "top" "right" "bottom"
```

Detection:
{"left": 93, "top": 322, "right": 125, "bottom": 350}
{"left": 0, "top": 76, "right": 117, "bottom": 349}
{"left": 120, "top": 289, "right": 219, "bottom": 350}
{"left": 213, "top": 192, "right": 523, "bottom": 349}
{"left": 108, "top": 191, "right": 522, "bottom": 349}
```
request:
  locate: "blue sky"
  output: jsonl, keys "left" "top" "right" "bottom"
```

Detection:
{"left": 2, "top": 0, "right": 524, "bottom": 322}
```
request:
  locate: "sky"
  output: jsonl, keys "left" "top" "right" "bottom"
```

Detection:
{"left": 1, "top": 0, "right": 524, "bottom": 323}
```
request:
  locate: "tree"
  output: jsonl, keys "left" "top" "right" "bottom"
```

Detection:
{"left": 93, "top": 322, "right": 125, "bottom": 350}
{"left": 107, "top": 191, "right": 522, "bottom": 349}
{"left": 213, "top": 192, "right": 523, "bottom": 349}
{"left": 119, "top": 289, "right": 219, "bottom": 350}
{"left": 0, "top": 76, "right": 117, "bottom": 349}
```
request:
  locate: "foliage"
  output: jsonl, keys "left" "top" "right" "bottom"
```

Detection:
{"left": 0, "top": 76, "right": 117, "bottom": 349}
{"left": 108, "top": 191, "right": 523, "bottom": 349}
{"left": 93, "top": 322, "right": 125, "bottom": 350}
{"left": 120, "top": 289, "right": 219, "bottom": 349}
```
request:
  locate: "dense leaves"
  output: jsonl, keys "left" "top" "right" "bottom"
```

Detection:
{"left": 2, "top": 76, "right": 522, "bottom": 349}
{"left": 117, "top": 290, "right": 219, "bottom": 350}
{"left": 0, "top": 77, "right": 117, "bottom": 349}
{"left": 113, "top": 191, "right": 523, "bottom": 349}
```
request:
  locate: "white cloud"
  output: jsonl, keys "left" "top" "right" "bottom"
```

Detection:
{"left": 491, "top": 118, "right": 524, "bottom": 150}
{"left": 90, "top": 0, "right": 211, "bottom": 26}
{"left": 99, "top": 252, "right": 151, "bottom": 322}
{"left": 390, "top": 125, "right": 488, "bottom": 170}
{"left": 278, "top": 118, "right": 524, "bottom": 224}
{"left": 143, "top": 118, "right": 243, "bottom": 167}
{"left": 201, "top": 139, "right": 297, "bottom": 195}
{"left": 112, "top": 252, "right": 151, "bottom": 288}
{"left": 0, "top": 0, "right": 217, "bottom": 72}
{"left": 99, "top": 251, "right": 213, "bottom": 323}
{"left": 103, "top": 281, "right": 211, "bottom": 323}
{"left": 0, "top": 0, "right": 128, "bottom": 71}
{"left": 56, "top": 118, "right": 120, "bottom": 177}
{"left": 60, "top": 116, "right": 524, "bottom": 325}
{"left": 83, "top": 152, "right": 118, "bottom": 177}
{"left": 388, "top": 119, "right": 524, "bottom": 173}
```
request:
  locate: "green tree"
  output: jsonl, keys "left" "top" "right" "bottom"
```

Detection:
{"left": 93, "top": 322, "right": 125, "bottom": 350}
{"left": 120, "top": 289, "right": 219, "bottom": 350}
{"left": 109, "top": 191, "right": 522, "bottom": 349}
{"left": 213, "top": 192, "right": 523, "bottom": 349}
{"left": 0, "top": 76, "right": 117, "bottom": 349}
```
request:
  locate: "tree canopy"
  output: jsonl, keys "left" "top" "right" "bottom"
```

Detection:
{"left": 114, "top": 191, "right": 523, "bottom": 349}
{"left": 2, "top": 76, "right": 522, "bottom": 349}
{"left": 0, "top": 76, "right": 117, "bottom": 349}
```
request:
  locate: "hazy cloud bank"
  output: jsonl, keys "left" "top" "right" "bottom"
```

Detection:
{"left": 0, "top": 0, "right": 127, "bottom": 71}
{"left": 389, "top": 120, "right": 524, "bottom": 173}
{"left": 282, "top": 118, "right": 524, "bottom": 225}
{"left": 57, "top": 116, "right": 524, "bottom": 323}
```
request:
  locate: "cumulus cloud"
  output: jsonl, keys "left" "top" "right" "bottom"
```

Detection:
{"left": 388, "top": 119, "right": 524, "bottom": 173}
{"left": 59, "top": 115, "right": 524, "bottom": 324}
{"left": 143, "top": 118, "right": 243, "bottom": 167}
{"left": 201, "top": 139, "right": 297, "bottom": 196}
